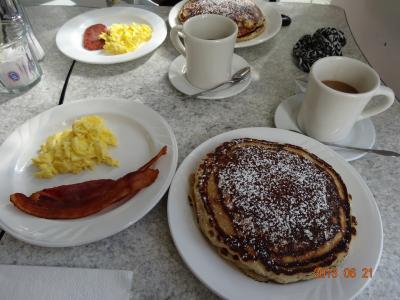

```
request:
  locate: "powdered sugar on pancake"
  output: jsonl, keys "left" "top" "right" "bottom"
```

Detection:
{"left": 183, "top": 0, "right": 261, "bottom": 21}
{"left": 216, "top": 144, "right": 341, "bottom": 254}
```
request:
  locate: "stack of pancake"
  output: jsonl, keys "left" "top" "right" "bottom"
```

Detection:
{"left": 178, "top": 0, "right": 265, "bottom": 41}
{"left": 189, "top": 138, "right": 356, "bottom": 283}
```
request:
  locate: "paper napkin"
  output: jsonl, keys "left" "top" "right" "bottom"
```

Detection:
{"left": 0, "top": 265, "right": 133, "bottom": 300}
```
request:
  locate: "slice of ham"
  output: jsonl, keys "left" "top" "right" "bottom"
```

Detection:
{"left": 83, "top": 24, "right": 107, "bottom": 51}
{"left": 10, "top": 146, "right": 167, "bottom": 219}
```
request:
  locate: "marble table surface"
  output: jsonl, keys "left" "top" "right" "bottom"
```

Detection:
{"left": 0, "top": 3, "right": 399, "bottom": 300}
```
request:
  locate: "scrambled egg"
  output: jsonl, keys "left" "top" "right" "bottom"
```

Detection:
{"left": 32, "top": 115, "right": 119, "bottom": 179}
{"left": 99, "top": 23, "right": 152, "bottom": 55}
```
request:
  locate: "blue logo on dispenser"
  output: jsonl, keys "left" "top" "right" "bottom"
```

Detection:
{"left": 8, "top": 71, "right": 20, "bottom": 81}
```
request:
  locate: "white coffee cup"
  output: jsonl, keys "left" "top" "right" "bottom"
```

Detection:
{"left": 297, "top": 56, "right": 395, "bottom": 142}
{"left": 170, "top": 14, "right": 238, "bottom": 90}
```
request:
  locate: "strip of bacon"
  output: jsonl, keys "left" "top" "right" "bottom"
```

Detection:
{"left": 10, "top": 146, "right": 167, "bottom": 219}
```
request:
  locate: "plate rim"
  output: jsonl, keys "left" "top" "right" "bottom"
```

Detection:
{"left": 0, "top": 98, "right": 178, "bottom": 247}
{"left": 56, "top": 6, "right": 167, "bottom": 64}
{"left": 167, "top": 0, "right": 282, "bottom": 49}
{"left": 167, "top": 127, "right": 383, "bottom": 300}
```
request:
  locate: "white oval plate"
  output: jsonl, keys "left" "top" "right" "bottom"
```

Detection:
{"left": 168, "top": 127, "right": 382, "bottom": 300}
{"left": 168, "top": 0, "right": 282, "bottom": 48}
{"left": 56, "top": 7, "right": 167, "bottom": 64}
{"left": 0, "top": 98, "right": 178, "bottom": 247}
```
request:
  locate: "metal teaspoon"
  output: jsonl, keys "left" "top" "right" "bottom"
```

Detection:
{"left": 182, "top": 66, "right": 251, "bottom": 100}
{"left": 289, "top": 130, "right": 400, "bottom": 157}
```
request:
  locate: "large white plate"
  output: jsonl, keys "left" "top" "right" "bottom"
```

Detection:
{"left": 168, "top": 0, "right": 282, "bottom": 48}
{"left": 168, "top": 127, "right": 382, "bottom": 300}
{"left": 56, "top": 7, "right": 167, "bottom": 64}
{"left": 0, "top": 98, "right": 178, "bottom": 247}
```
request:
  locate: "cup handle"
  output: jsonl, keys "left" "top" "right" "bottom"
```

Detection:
{"left": 358, "top": 85, "right": 395, "bottom": 121}
{"left": 170, "top": 25, "right": 186, "bottom": 57}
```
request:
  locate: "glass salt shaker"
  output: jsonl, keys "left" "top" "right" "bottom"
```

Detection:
{"left": 0, "top": 0, "right": 45, "bottom": 61}
{"left": 0, "top": 20, "right": 42, "bottom": 93}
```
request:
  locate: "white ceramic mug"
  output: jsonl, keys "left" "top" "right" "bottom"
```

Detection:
{"left": 170, "top": 14, "right": 238, "bottom": 90}
{"left": 297, "top": 56, "right": 395, "bottom": 142}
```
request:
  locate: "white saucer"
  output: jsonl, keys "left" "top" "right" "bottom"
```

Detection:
{"left": 274, "top": 94, "right": 376, "bottom": 161}
{"left": 168, "top": 54, "right": 251, "bottom": 100}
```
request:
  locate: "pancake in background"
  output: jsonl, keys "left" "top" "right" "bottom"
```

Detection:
{"left": 178, "top": 0, "right": 265, "bottom": 41}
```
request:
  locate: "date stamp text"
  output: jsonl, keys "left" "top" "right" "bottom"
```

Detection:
{"left": 314, "top": 267, "right": 373, "bottom": 279}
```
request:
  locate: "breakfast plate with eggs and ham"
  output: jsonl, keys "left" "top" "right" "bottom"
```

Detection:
{"left": 0, "top": 98, "right": 178, "bottom": 247}
{"left": 56, "top": 7, "right": 167, "bottom": 64}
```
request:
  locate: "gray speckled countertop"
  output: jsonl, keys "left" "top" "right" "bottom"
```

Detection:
{"left": 0, "top": 7, "right": 75, "bottom": 142}
{"left": 0, "top": 3, "right": 399, "bottom": 300}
